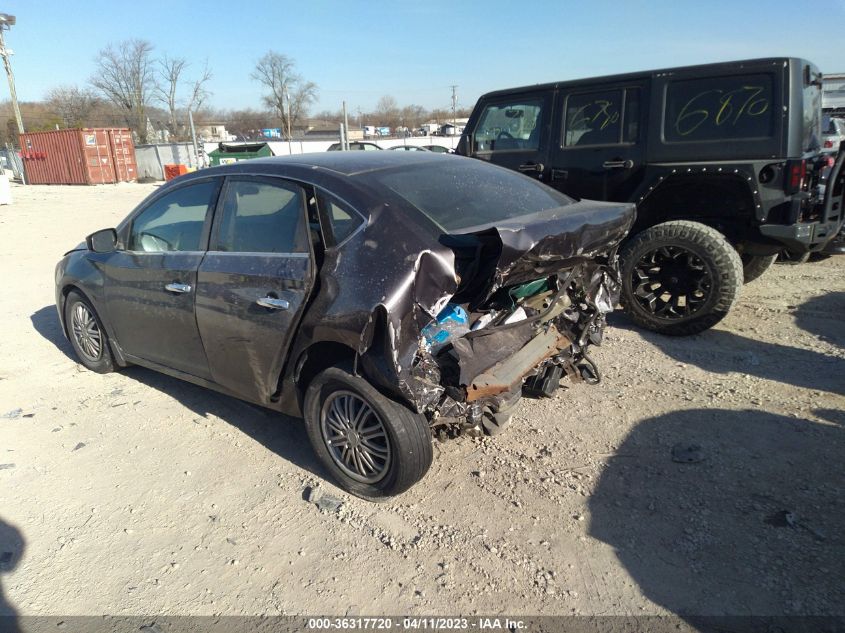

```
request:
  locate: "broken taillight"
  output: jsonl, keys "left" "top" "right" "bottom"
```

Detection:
{"left": 785, "top": 159, "right": 806, "bottom": 194}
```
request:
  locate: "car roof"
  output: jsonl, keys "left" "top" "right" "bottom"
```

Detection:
{"left": 212, "top": 150, "right": 457, "bottom": 176}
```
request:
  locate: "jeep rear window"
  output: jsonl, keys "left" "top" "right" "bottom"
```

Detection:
{"left": 664, "top": 74, "right": 774, "bottom": 142}
{"left": 563, "top": 88, "right": 640, "bottom": 147}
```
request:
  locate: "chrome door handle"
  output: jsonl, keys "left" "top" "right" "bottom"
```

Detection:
{"left": 164, "top": 282, "right": 192, "bottom": 294}
{"left": 602, "top": 159, "right": 634, "bottom": 169}
{"left": 518, "top": 162, "right": 544, "bottom": 173}
{"left": 257, "top": 296, "right": 290, "bottom": 310}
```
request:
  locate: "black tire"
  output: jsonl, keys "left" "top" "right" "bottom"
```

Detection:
{"left": 303, "top": 366, "right": 433, "bottom": 500}
{"left": 619, "top": 221, "right": 743, "bottom": 336}
{"left": 740, "top": 254, "right": 778, "bottom": 283}
{"left": 777, "top": 250, "right": 811, "bottom": 265}
{"left": 64, "top": 290, "right": 115, "bottom": 373}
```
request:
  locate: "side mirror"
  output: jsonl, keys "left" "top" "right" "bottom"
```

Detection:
{"left": 86, "top": 228, "right": 118, "bottom": 253}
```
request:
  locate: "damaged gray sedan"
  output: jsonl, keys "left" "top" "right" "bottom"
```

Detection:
{"left": 54, "top": 153, "right": 635, "bottom": 498}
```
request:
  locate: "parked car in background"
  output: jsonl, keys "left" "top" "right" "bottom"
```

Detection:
{"left": 54, "top": 153, "right": 634, "bottom": 498}
{"left": 823, "top": 115, "right": 845, "bottom": 153}
{"left": 388, "top": 145, "right": 430, "bottom": 151}
{"left": 327, "top": 141, "right": 382, "bottom": 151}
{"left": 458, "top": 57, "right": 845, "bottom": 335}
{"left": 422, "top": 145, "right": 452, "bottom": 153}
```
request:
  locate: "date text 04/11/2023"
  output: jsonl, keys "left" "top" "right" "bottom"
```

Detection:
{"left": 306, "top": 617, "right": 527, "bottom": 630}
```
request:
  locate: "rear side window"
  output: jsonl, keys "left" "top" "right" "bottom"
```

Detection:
{"left": 214, "top": 179, "right": 308, "bottom": 253}
{"left": 664, "top": 74, "right": 774, "bottom": 142}
{"left": 317, "top": 192, "right": 365, "bottom": 246}
{"left": 473, "top": 99, "right": 543, "bottom": 151}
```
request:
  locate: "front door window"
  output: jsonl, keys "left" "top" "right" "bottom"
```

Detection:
{"left": 474, "top": 100, "right": 544, "bottom": 152}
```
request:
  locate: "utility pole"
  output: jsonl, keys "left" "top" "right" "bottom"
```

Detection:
{"left": 450, "top": 84, "right": 458, "bottom": 129}
{"left": 0, "top": 14, "right": 24, "bottom": 136}
{"left": 342, "top": 100, "right": 350, "bottom": 150}
{"left": 284, "top": 84, "right": 293, "bottom": 156}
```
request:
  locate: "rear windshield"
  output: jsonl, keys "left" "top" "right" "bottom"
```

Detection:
{"left": 367, "top": 159, "right": 574, "bottom": 231}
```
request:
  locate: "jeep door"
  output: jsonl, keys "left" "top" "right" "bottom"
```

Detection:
{"left": 549, "top": 83, "right": 648, "bottom": 201}
{"left": 467, "top": 89, "right": 553, "bottom": 181}
{"left": 195, "top": 176, "right": 314, "bottom": 404}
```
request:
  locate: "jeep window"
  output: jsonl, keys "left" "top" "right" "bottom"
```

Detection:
{"left": 473, "top": 100, "right": 543, "bottom": 152}
{"left": 623, "top": 89, "right": 641, "bottom": 143}
{"left": 802, "top": 65, "right": 822, "bottom": 153}
{"left": 664, "top": 74, "right": 774, "bottom": 143}
{"left": 563, "top": 90, "right": 626, "bottom": 147}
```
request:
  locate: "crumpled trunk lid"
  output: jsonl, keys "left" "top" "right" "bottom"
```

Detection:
{"left": 440, "top": 200, "right": 635, "bottom": 308}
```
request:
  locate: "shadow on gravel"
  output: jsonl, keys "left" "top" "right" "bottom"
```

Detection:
{"left": 0, "top": 517, "right": 24, "bottom": 631}
{"left": 29, "top": 306, "right": 76, "bottom": 361}
{"left": 123, "top": 366, "right": 326, "bottom": 481}
{"left": 792, "top": 291, "right": 845, "bottom": 347}
{"left": 589, "top": 408, "right": 844, "bottom": 616}
{"left": 29, "top": 305, "right": 327, "bottom": 483}
{"left": 608, "top": 312, "right": 844, "bottom": 396}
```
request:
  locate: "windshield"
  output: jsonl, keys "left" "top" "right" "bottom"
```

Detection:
{"left": 367, "top": 159, "right": 574, "bottom": 231}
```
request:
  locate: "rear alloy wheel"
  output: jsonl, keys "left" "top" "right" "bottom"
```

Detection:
{"left": 740, "top": 253, "right": 778, "bottom": 283}
{"left": 304, "top": 365, "right": 433, "bottom": 500}
{"left": 619, "top": 221, "right": 743, "bottom": 336}
{"left": 64, "top": 290, "right": 115, "bottom": 373}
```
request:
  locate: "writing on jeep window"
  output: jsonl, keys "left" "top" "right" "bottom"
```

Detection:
{"left": 665, "top": 75, "right": 774, "bottom": 142}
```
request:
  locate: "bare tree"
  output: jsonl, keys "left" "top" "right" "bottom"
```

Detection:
{"left": 153, "top": 56, "right": 212, "bottom": 140}
{"left": 90, "top": 39, "right": 156, "bottom": 143}
{"left": 154, "top": 54, "right": 187, "bottom": 137}
{"left": 251, "top": 51, "right": 317, "bottom": 139}
{"left": 45, "top": 85, "right": 100, "bottom": 128}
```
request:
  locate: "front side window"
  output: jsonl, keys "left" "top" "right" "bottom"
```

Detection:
{"left": 214, "top": 179, "right": 308, "bottom": 253}
{"left": 664, "top": 74, "right": 774, "bottom": 142}
{"left": 129, "top": 180, "right": 218, "bottom": 252}
{"left": 474, "top": 99, "right": 543, "bottom": 152}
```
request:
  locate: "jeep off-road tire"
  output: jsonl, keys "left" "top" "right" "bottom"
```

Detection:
{"left": 740, "top": 254, "right": 778, "bottom": 283}
{"left": 619, "top": 221, "right": 743, "bottom": 336}
{"left": 303, "top": 366, "right": 433, "bottom": 500}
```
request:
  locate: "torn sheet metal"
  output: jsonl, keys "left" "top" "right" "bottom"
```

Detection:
{"left": 357, "top": 199, "right": 635, "bottom": 420}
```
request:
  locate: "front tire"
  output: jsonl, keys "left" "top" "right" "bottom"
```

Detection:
{"left": 64, "top": 290, "right": 115, "bottom": 373}
{"left": 619, "top": 221, "right": 743, "bottom": 336}
{"left": 303, "top": 366, "right": 433, "bottom": 500}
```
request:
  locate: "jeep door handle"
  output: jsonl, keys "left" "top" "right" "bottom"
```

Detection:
{"left": 518, "top": 162, "right": 544, "bottom": 173}
{"left": 602, "top": 160, "right": 634, "bottom": 169}
{"left": 164, "top": 282, "right": 192, "bottom": 294}
{"left": 256, "top": 296, "right": 290, "bottom": 310}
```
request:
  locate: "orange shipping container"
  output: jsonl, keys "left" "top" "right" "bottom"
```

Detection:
{"left": 19, "top": 128, "right": 138, "bottom": 185}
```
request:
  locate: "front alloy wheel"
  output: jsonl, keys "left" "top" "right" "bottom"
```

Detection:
{"left": 63, "top": 290, "right": 115, "bottom": 373}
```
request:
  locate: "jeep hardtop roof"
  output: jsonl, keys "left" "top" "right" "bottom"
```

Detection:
{"left": 477, "top": 57, "right": 809, "bottom": 100}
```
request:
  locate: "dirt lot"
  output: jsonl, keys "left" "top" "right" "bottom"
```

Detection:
{"left": 0, "top": 183, "right": 843, "bottom": 618}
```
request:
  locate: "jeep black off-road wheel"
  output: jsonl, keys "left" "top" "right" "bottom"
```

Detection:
{"left": 64, "top": 290, "right": 115, "bottom": 373}
{"left": 619, "top": 221, "right": 743, "bottom": 336}
{"left": 303, "top": 366, "right": 433, "bottom": 500}
{"left": 740, "top": 254, "right": 778, "bottom": 283}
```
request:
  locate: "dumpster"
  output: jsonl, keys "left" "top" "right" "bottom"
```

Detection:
{"left": 208, "top": 142, "right": 273, "bottom": 166}
{"left": 19, "top": 128, "right": 137, "bottom": 185}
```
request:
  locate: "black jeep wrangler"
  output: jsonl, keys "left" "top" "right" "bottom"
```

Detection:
{"left": 457, "top": 58, "right": 845, "bottom": 335}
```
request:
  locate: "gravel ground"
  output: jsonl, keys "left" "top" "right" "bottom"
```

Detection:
{"left": 0, "top": 183, "right": 843, "bottom": 617}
